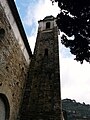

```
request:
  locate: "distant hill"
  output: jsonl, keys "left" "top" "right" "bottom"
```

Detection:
{"left": 62, "top": 99, "right": 90, "bottom": 120}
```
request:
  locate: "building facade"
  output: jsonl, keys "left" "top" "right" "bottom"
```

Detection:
{"left": 0, "top": 0, "right": 62, "bottom": 120}
{"left": 0, "top": 0, "right": 32, "bottom": 120}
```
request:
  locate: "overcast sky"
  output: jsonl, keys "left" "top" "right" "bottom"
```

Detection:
{"left": 15, "top": 0, "right": 90, "bottom": 104}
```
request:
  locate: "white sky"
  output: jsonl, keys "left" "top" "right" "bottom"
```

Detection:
{"left": 16, "top": 0, "right": 90, "bottom": 104}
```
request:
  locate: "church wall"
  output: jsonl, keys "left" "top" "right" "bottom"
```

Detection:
{"left": 0, "top": 3, "right": 29, "bottom": 120}
{"left": 0, "top": 0, "right": 30, "bottom": 64}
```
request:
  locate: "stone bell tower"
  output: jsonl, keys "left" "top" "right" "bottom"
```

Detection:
{"left": 19, "top": 16, "right": 62, "bottom": 120}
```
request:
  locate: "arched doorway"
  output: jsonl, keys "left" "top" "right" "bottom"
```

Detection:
{"left": 0, "top": 94, "right": 10, "bottom": 120}
{"left": 0, "top": 97, "right": 6, "bottom": 120}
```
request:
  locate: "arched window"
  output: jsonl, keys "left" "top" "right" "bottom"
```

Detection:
{"left": 46, "top": 22, "right": 50, "bottom": 29}
{"left": 0, "top": 94, "right": 10, "bottom": 120}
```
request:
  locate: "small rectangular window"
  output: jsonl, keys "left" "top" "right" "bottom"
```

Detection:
{"left": 45, "top": 49, "right": 48, "bottom": 56}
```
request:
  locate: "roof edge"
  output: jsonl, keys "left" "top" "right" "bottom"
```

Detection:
{"left": 7, "top": 0, "right": 32, "bottom": 57}
{"left": 38, "top": 15, "right": 56, "bottom": 22}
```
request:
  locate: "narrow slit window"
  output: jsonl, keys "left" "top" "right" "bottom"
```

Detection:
{"left": 45, "top": 49, "right": 48, "bottom": 56}
{"left": 46, "top": 22, "right": 50, "bottom": 29}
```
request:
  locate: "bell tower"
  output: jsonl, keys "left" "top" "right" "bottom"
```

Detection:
{"left": 19, "top": 16, "right": 62, "bottom": 120}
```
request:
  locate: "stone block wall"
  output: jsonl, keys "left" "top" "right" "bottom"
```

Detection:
{"left": 19, "top": 18, "right": 62, "bottom": 119}
{"left": 0, "top": 4, "right": 29, "bottom": 120}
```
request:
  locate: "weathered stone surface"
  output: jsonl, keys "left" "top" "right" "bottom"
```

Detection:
{"left": 19, "top": 16, "right": 62, "bottom": 120}
{"left": 0, "top": 4, "right": 29, "bottom": 120}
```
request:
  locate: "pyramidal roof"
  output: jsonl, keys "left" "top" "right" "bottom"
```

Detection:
{"left": 38, "top": 15, "right": 55, "bottom": 22}
{"left": 43, "top": 15, "right": 55, "bottom": 20}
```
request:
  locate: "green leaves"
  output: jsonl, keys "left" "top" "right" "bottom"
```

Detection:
{"left": 51, "top": 0, "right": 90, "bottom": 63}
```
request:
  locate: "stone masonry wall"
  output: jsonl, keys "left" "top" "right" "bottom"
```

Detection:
{"left": 19, "top": 21, "right": 62, "bottom": 119}
{"left": 0, "top": 4, "right": 29, "bottom": 120}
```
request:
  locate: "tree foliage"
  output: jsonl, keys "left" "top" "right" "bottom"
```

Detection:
{"left": 62, "top": 99, "right": 90, "bottom": 119}
{"left": 51, "top": 0, "right": 90, "bottom": 63}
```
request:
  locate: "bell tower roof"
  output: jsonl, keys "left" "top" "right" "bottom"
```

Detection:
{"left": 38, "top": 15, "right": 55, "bottom": 22}
{"left": 43, "top": 15, "right": 55, "bottom": 20}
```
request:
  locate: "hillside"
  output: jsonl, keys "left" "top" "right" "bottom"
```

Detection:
{"left": 62, "top": 99, "right": 90, "bottom": 120}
